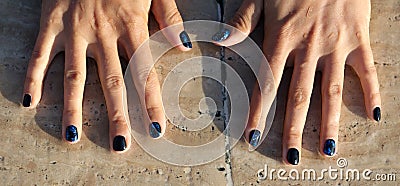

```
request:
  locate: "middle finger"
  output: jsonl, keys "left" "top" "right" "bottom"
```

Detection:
{"left": 320, "top": 51, "right": 346, "bottom": 157}
{"left": 95, "top": 37, "right": 131, "bottom": 153}
{"left": 283, "top": 48, "right": 318, "bottom": 165}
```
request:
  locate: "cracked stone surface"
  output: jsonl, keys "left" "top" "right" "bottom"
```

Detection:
{"left": 0, "top": 0, "right": 399, "bottom": 185}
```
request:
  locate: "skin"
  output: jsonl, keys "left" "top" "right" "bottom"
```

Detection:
{"left": 217, "top": 0, "right": 381, "bottom": 164}
{"left": 23, "top": 0, "right": 189, "bottom": 153}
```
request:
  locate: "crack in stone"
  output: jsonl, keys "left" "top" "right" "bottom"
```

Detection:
{"left": 216, "top": 0, "right": 234, "bottom": 185}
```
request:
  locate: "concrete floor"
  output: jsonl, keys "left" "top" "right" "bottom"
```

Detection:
{"left": 0, "top": 0, "right": 399, "bottom": 185}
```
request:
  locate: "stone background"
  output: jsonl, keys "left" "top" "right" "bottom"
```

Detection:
{"left": 0, "top": 0, "right": 399, "bottom": 185}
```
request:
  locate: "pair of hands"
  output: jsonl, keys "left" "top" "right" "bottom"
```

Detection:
{"left": 23, "top": 0, "right": 381, "bottom": 166}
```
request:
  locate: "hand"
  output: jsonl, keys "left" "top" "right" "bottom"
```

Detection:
{"left": 22, "top": 0, "right": 191, "bottom": 153}
{"left": 213, "top": 0, "right": 381, "bottom": 165}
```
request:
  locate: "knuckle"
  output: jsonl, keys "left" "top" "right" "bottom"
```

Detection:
{"left": 109, "top": 111, "right": 127, "bottom": 126}
{"left": 369, "top": 92, "right": 381, "bottom": 100}
{"left": 104, "top": 74, "right": 124, "bottom": 91}
{"left": 24, "top": 76, "right": 41, "bottom": 89}
{"left": 146, "top": 106, "right": 163, "bottom": 120}
{"left": 289, "top": 88, "right": 310, "bottom": 109}
{"left": 42, "top": 11, "right": 63, "bottom": 29}
{"left": 92, "top": 12, "right": 115, "bottom": 32}
{"left": 287, "top": 128, "right": 302, "bottom": 141}
{"left": 363, "top": 64, "right": 377, "bottom": 75}
{"left": 121, "top": 11, "right": 147, "bottom": 29}
{"left": 161, "top": 8, "right": 181, "bottom": 27}
{"left": 30, "top": 50, "right": 46, "bottom": 61}
{"left": 324, "top": 84, "right": 342, "bottom": 99}
{"left": 65, "top": 70, "right": 85, "bottom": 85}
{"left": 325, "top": 122, "right": 340, "bottom": 132}
{"left": 144, "top": 71, "right": 161, "bottom": 94}
{"left": 231, "top": 11, "right": 251, "bottom": 34}
{"left": 353, "top": 25, "right": 369, "bottom": 43}
{"left": 259, "top": 81, "right": 275, "bottom": 95}
{"left": 277, "top": 22, "right": 294, "bottom": 40}
{"left": 63, "top": 109, "right": 80, "bottom": 118}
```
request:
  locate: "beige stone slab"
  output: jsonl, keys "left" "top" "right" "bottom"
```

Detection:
{"left": 0, "top": 0, "right": 399, "bottom": 185}
{"left": 0, "top": 0, "right": 228, "bottom": 185}
{"left": 223, "top": 0, "right": 400, "bottom": 185}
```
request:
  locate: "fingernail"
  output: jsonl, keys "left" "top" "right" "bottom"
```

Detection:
{"left": 249, "top": 130, "right": 261, "bottom": 147}
{"left": 323, "top": 139, "right": 336, "bottom": 156}
{"left": 113, "top": 135, "right": 126, "bottom": 151}
{"left": 212, "top": 28, "right": 230, "bottom": 42}
{"left": 373, "top": 107, "right": 381, "bottom": 122}
{"left": 287, "top": 148, "right": 299, "bottom": 165}
{"left": 66, "top": 125, "right": 78, "bottom": 142}
{"left": 149, "top": 122, "right": 162, "bottom": 138}
{"left": 22, "top": 94, "right": 31, "bottom": 107}
{"left": 179, "top": 31, "right": 192, "bottom": 48}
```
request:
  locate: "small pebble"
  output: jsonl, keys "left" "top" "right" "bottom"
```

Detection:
{"left": 183, "top": 167, "right": 191, "bottom": 174}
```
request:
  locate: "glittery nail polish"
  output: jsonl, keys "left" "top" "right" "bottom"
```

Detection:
{"left": 149, "top": 122, "right": 162, "bottom": 138}
{"left": 287, "top": 148, "right": 299, "bottom": 165}
{"left": 179, "top": 31, "right": 192, "bottom": 48}
{"left": 113, "top": 135, "right": 126, "bottom": 151}
{"left": 66, "top": 125, "right": 78, "bottom": 142}
{"left": 22, "top": 94, "right": 31, "bottom": 107}
{"left": 373, "top": 107, "right": 381, "bottom": 122}
{"left": 249, "top": 130, "right": 261, "bottom": 147}
{"left": 323, "top": 139, "right": 336, "bottom": 156}
{"left": 212, "top": 28, "right": 230, "bottom": 42}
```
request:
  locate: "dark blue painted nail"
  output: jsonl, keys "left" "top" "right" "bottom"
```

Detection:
{"left": 149, "top": 122, "right": 162, "bottom": 138}
{"left": 179, "top": 31, "right": 192, "bottom": 48}
{"left": 22, "top": 94, "right": 31, "bottom": 107}
{"left": 212, "top": 28, "right": 230, "bottom": 42}
{"left": 323, "top": 139, "right": 336, "bottom": 156}
{"left": 113, "top": 135, "right": 126, "bottom": 151}
{"left": 249, "top": 130, "right": 261, "bottom": 147}
{"left": 66, "top": 125, "right": 78, "bottom": 142}
{"left": 373, "top": 107, "right": 381, "bottom": 122}
{"left": 287, "top": 148, "right": 299, "bottom": 165}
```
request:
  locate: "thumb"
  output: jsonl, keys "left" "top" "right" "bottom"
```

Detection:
{"left": 152, "top": 0, "right": 192, "bottom": 51}
{"left": 212, "top": 0, "right": 263, "bottom": 46}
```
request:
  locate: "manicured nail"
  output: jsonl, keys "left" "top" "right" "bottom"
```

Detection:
{"left": 22, "top": 94, "right": 31, "bottom": 107}
{"left": 113, "top": 135, "right": 126, "bottom": 151}
{"left": 287, "top": 148, "right": 299, "bottom": 165}
{"left": 149, "top": 122, "right": 162, "bottom": 138}
{"left": 323, "top": 139, "right": 336, "bottom": 156}
{"left": 373, "top": 107, "right": 381, "bottom": 122}
{"left": 249, "top": 130, "right": 261, "bottom": 147}
{"left": 212, "top": 28, "right": 230, "bottom": 42}
{"left": 179, "top": 31, "right": 192, "bottom": 48}
{"left": 66, "top": 125, "right": 78, "bottom": 142}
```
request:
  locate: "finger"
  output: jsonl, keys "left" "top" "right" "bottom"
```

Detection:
{"left": 320, "top": 52, "right": 346, "bottom": 157}
{"left": 120, "top": 16, "right": 166, "bottom": 139}
{"left": 245, "top": 35, "right": 291, "bottom": 150}
{"left": 23, "top": 29, "right": 59, "bottom": 108}
{"left": 62, "top": 37, "right": 87, "bottom": 143}
{"left": 122, "top": 21, "right": 167, "bottom": 139}
{"left": 211, "top": 0, "right": 263, "bottom": 46}
{"left": 152, "top": 0, "right": 191, "bottom": 51}
{"left": 283, "top": 50, "right": 318, "bottom": 165}
{"left": 347, "top": 45, "right": 381, "bottom": 122}
{"left": 96, "top": 38, "right": 131, "bottom": 153}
